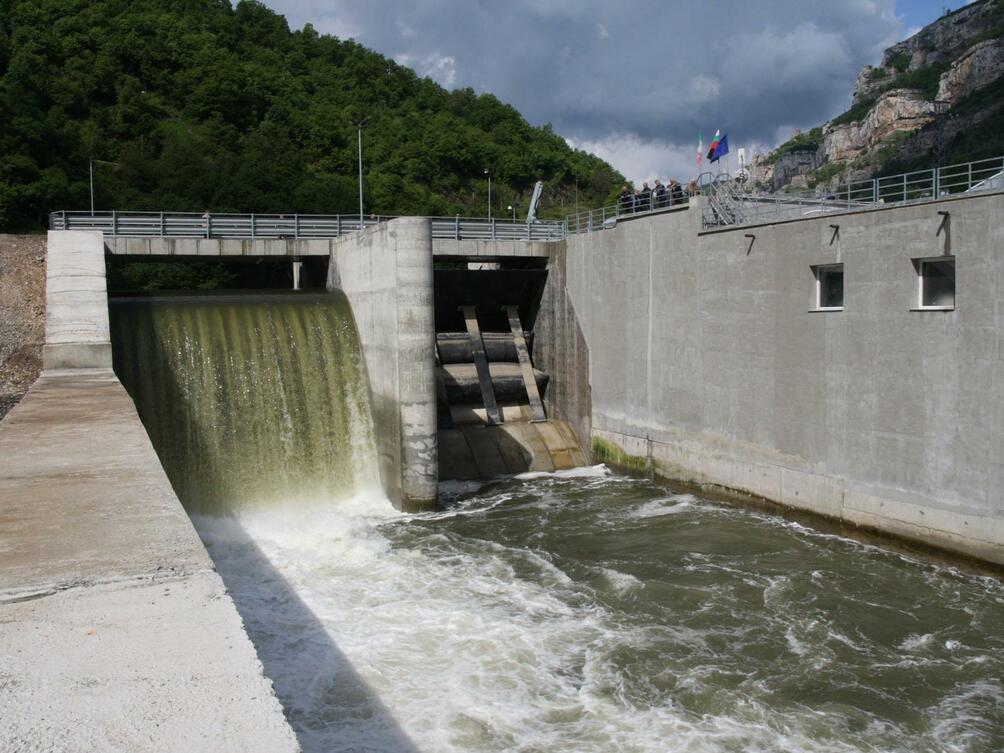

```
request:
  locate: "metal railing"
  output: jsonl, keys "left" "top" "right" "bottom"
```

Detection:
{"left": 48, "top": 211, "right": 567, "bottom": 242}
{"left": 564, "top": 155, "right": 1004, "bottom": 233}
{"left": 704, "top": 155, "right": 1004, "bottom": 229}
{"left": 565, "top": 191, "right": 692, "bottom": 234}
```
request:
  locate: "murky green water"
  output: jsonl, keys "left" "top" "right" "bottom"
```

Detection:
{"left": 197, "top": 469, "right": 1004, "bottom": 753}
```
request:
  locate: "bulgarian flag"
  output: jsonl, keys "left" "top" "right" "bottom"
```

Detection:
{"left": 706, "top": 129, "right": 721, "bottom": 161}
{"left": 696, "top": 132, "right": 703, "bottom": 167}
{"left": 710, "top": 133, "right": 729, "bottom": 163}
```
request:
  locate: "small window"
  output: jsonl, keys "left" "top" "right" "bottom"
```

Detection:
{"left": 915, "top": 257, "right": 955, "bottom": 310}
{"left": 812, "top": 264, "right": 844, "bottom": 311}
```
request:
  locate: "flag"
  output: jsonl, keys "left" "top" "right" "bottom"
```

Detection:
{"left": 696, "top": 132, "right": 703, "bottom": 167}
{"left": 709, "top": 133, "right": 729, "bottom": 163}
{"left": 705, "top": 129, "right": 721, "bottom": 160}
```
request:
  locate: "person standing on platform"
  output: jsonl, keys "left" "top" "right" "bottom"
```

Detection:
{"left": 653, "top": 179, "right": 667, "bottom": 208}
{"left": 618, "top": 184, "right": 633, "bottom": 214}
{"left": 639, "top": 182, "right": 652, "bottom": 211}
{"left": 669, "top": 179, "right": 684, "bottom": 205}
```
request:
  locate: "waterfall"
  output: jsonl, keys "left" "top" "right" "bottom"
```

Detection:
{"left": 110, "top": 292, "right": 381, "bottom": 516}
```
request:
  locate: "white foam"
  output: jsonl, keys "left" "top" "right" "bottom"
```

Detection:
{"left": 598, "top": 567, "right": 644, "bottom": 595}
{"left": 627, "top": 494, "right": 698, "bottom": 519}
{"left": 900, "top": 633, "right": 933, "bottom": 651}
{"left": 514, "top": 464, "right": 612, "bottom": 481}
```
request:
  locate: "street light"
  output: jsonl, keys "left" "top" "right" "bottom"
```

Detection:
{"left": 350, "top": 118, "right": 369, "bottom": 229}
{"left": 484, "top": 169, "right": 491, "bottom": 220}
{"left": 507, "top": 204, "right": 516, "bottom": 221}
{"left": 88, "top": 158, "right": 121, "bottom": 215}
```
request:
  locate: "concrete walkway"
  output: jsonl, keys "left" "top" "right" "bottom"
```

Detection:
{"left": 0, "top": 371, "right": 299, "bottom": 752}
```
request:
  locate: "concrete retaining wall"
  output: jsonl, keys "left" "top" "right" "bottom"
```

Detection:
{"left": 328, "top": 218, "right": 438, "bottom": 510}
{"left": 0, "top": 373, "right": 299, "bottom": 753}
{"left": 565, "top": 193, "right": 1004, "bottom": 565}
{"left": 43, "top": 230, "right": 113, "bottom": 369}
{"left": 0, "top": 230, "right": 300, "bottom": 750}
{"left": 534, "top": 242, "right": 592, "bottom": 457}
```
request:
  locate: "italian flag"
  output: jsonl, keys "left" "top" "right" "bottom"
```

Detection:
{"left": 706, "top": 129, "right": 721, "bottom": 161}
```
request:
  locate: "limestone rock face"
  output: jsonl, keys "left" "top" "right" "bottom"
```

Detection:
{"left": 765, "top": 0, "right": 1004, "bottom": 192}
{"left": 936, "top": 38, "right": 1004, "bottom": 105}
{"left": 823, "top": 90, "right": 937, "bottom": 163}
{"left": 853, "top": 66, "right": 896, "bottom": 107}
{"left": 771, "top": 150, "right": 821, "bottom": 192}
{"left": 883, "top": 1, "right": 1003, "bottom": 70}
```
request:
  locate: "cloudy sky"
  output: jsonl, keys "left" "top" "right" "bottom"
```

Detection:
{"left": 264, "top": 0, "right": 970, "bottom": 183}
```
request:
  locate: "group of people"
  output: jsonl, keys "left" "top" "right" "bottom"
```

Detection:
{"left": 617, "top": 178, "right": 700, "bottom": 214}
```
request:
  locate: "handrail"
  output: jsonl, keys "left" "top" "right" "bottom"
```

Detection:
{"left": 566, "top": 154, "right": 1004, "bottom": 233}
{"left": 47, "top": 212, "right": 567, "bottom": 242}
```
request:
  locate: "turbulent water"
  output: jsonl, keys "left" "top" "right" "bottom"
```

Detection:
{"left": 112, "top": 293, "right": 1004, "bottom": 752}
{"left": 196, "top": 472, "right": 1004, "bottom": 753}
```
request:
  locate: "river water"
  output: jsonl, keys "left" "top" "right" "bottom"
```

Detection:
{"left": 111, "top": 292, "right": 1003, "bottom": 752}
{"left": 195, "top": 469, "right": 1004, "bottom": 753}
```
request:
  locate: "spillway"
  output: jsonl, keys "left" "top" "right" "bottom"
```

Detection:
{"left": 110, "top": 292, "right": 381, "bottom": 515}
{"left": 107, "top": 290, "right": 1004, "bottom": 753}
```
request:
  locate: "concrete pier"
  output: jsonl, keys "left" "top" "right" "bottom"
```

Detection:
{"left": 328, "top": 218, "right": 439, "bottom": 511}
{"left": 0, "top": 372, "right": 299, "bottom": 752}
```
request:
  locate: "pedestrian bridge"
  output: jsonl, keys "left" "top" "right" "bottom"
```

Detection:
{"left": 50, "top": 210, "right": 563, "bottom": 262}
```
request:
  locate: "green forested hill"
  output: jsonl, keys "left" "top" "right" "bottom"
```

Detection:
{"left": 0, "top": 0, "right": 622, "bottom": 231}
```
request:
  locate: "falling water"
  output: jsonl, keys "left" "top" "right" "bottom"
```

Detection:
{"left": 110, "top": 292, "right": 381, "bottom": 515}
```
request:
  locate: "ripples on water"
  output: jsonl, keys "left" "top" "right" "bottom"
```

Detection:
{"left": 195, "top": 467, "right": 1004, "bottom": 753}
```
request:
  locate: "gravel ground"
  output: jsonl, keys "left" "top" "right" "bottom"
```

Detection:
{"left": 0, "top": 234, "right": 46, "bottom": 420}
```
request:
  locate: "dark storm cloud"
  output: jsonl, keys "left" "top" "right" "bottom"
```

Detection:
{"left": 266, "top": 1, "right": 903, "bottom": 180}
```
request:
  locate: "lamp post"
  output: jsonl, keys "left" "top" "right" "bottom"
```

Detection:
{"left": 484, "top": 169, "right": 492, "bottom": 220}
{"left": 351, "top": 118, "right": 369, "bottom": 229}
{"left": 507, "top": 204, "right": 516, "bottom": 221}
{"left": 88, "top": 158, "right": 120, "bottom": 214}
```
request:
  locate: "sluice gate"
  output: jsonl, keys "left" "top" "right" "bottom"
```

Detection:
{"left": 433, "top": 264, "right": 586, "bottom": 481}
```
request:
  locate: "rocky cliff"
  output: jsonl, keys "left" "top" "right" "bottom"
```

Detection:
{"left": 761, "top": 0, "right": 1004, "bottom": 192}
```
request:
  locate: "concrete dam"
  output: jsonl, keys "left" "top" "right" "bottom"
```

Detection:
{"left": 2, "top": 189, "right": 1004, "bottom": 752}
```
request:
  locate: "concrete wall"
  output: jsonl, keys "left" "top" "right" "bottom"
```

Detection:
{"left": 565, "top": 193, "right": 1004, "bottom": 565}
{"left": 533, "top": 242, "right": 592, "bottom": 457}
{"left": 328, "top": 218, "right": 438, "bottom": 510}
{"left": 2, "top": 231, "right": 301, "bottom": 749}
{"left": 0, "top": 373, "right": 299, "bottom": 752}
{"left": 104, "top": 235, "right": 547, "bottom": 259}
{"left": 43, "top": 230, "right": 113, "bottom": 369}
{"left": 431, "top": 238, "right": 553, "bottom": 259}
{"left": 105, "top": 236, "right": 332, "bottom": 257}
